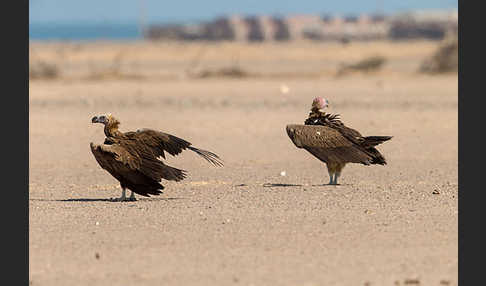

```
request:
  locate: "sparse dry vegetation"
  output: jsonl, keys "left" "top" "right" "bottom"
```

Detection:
{"left": 29, "top": 61, "right": 60, "bottom": 79}
{"left": 419, "top": 38, "right": 458, "bottom": 74}
{"left": 85, "top": 51, "right": 145, "bottom": 81}
{"left": 190, "top": 66, "right": 250, "bottom": 78}
{"left": 336, "top": 55, "right": 387, "bottom": 76}
{"left": 29, "top": 41, "right": 442, "bottom": 81}
{"left": 84, "top": 69, "right": 145, "bottom": 81}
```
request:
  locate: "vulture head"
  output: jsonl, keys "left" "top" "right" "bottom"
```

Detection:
{"left": 92, "top": 114, "right": 114, "bottom": 125}
{"left": 311, "top": 97, "right": 329, "bottom": 111}
{"left": 91, "top": 114, "right": 121, "bottom": 137}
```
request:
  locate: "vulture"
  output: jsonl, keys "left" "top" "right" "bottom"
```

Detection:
{"left": 286, "top": 97, "right": 392, "bottom": 185}
{"left": 90, "top": 114, "right": 223, "bottom": 201}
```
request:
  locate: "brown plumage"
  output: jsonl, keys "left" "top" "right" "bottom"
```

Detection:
{"left": 90, "top": 114, "right": 223, "bottom": 201}
{"left": 286, "top": 97, "right": 392, "bottom": 185}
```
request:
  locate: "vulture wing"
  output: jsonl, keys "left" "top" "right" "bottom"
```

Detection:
{"left": 286, "top": 124, "right": 374, "bottom": 165}
{"left": 90, "top": 142, "right": 186, "bottom": 189}
{"left": 124, "top": 129, "right": 223, "bottom": 167}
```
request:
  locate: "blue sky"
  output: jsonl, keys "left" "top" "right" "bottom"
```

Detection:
{"left": 30, "top": 0, "right": 458, "bottom": 25}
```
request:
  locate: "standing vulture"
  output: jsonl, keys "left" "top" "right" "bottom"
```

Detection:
{"left": 286, "top": 97, "right": 392, "bottom": 185}
{"left": 90, "top": 114, "right": 223, "bottom": 201}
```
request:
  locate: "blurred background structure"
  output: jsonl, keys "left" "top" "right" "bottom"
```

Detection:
{"left": 30, "top": 0, "right": 457, "bottom": 41}
{"left": 29, "top": 0, "right": 458, "bottom": 80}
{"left": 144, "top": 10, "right": 457, "bottom": 42}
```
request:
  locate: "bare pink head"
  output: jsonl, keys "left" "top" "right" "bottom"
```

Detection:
{"left": 311, "top": 97, "right": 329, "bottom": 110}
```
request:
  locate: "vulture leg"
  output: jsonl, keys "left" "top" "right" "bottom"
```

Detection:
{"left": 333, "top": 163, "right": 346, "bottom": 185}
{"left": 327, "top": 169, "right": 335, "bottom": 185}
{"left": 326, "top": 164, "right": 338, "bottom": 185}
{"left": 128, "top": 191, "right": 137, "bottom": 201}
{"left": 334, "top": 172, "right": 341, "bottom": 185}
{"left": 112, "top": 187, "right": 127, "bottom": 201}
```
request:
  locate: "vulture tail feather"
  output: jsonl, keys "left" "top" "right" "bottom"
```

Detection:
{"left": 188, "top": 146, "right": 224, "bottom": 167}
{"left": 363, "top": 136, "right": 393, "bottom": 147}
{"left": 140, "top": 184, "right": 164, "bottom": 197}
{"left": 163, "top": 165, "right": 187, "bottom": 182}
{"left": 368, "top": 148, "right": 388, "bottom": 165}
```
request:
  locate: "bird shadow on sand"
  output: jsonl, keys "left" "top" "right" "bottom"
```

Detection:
{"left": 30, "top": 197, "right": 186, "bottom": 202}
{"left": 262, "top": 183, "right": 343, "bottom": 188}
{"left": 136, "top": 197, "right": 186, "bottom": 202}
{"left": 311, "top": 183, "right": 344, "bottom": 186}
{"left": 263, "top": 183, "right": 304, "bottom": 187}
{"left": 29, "top": 198, "right": 112, "bottom": 202}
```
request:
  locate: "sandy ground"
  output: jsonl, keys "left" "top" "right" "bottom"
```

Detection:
{"left": 29, "top": 41, "right": 457, "bottom": 286}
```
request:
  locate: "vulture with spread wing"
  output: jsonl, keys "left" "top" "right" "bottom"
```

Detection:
{"left": 286, "top": 97, "right": 392, "bottom": 185}
{"left": 90, "top": 114, "right": 223, "bottom": 201}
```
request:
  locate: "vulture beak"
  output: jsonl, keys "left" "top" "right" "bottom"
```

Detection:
{"left": 91, "top": 115, "right": 108, "bottom": 124}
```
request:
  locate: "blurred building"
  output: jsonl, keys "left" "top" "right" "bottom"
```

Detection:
{"left": 228, "top": 15, "right": 248, "bottom": 41}
{"left": 145, "top": 10, "right": 457, "bottom": 42}
{"left": 298, "top": 14, "right": 389, "bottom": 42}
{"left": 285, "top": 14, "right": 323, "bottom": 40}
{"left": 388, "top": 10, "right": 458, "bottom": 40}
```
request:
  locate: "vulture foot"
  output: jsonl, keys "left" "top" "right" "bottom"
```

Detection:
{"left": 110, "top": 188, "right": 133, "bottom": 202}
{"left": 128, "top": 191, "right": 137, "bottom": 201}
{"left": 327, "top": 172, "right": 341, "bottom": 185}
{"left": 110, "top": 197, "right": 132, "bottom": 202}
{"left": 328, "top": 173, "right": 339, "bottom": 185}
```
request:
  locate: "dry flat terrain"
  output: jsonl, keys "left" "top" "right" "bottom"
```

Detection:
{"left": 29, "top": 40, "right": 457, "bottom": 286}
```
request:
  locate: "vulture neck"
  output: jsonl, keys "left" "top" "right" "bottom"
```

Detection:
{"left": 309, "top": 108, "right": 326, "bottom": 117}
{"left": 104, "top": 121, "right": 123, "bottom": 138}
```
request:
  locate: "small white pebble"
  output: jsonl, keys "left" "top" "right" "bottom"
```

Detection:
{"left": 280, "top": 171, "right": 286, "bottom": 176}
{"left": 316, "top": 131, "right": 321, "bottom": 135}
{"left": 95, "top": 222, "right": 100, "bottom": 226}
{"left": 280, "top": 84, "right": 290, "bottom": 94}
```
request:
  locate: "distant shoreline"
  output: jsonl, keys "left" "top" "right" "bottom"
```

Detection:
{"left": 29, "top": 23, "right": 142, "bottom": 40}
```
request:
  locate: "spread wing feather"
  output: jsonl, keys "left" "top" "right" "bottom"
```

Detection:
{"left": 90, "top": 142, "right": 186, "bottom": 184}
{"left": 187, "top": 146, "right": 224, "bottom": 167}
{"left": 125, "top": 129, "right": 223, "bottom": 166}
{"left": 90, "top": 142, "right": 163, "bottom": 197}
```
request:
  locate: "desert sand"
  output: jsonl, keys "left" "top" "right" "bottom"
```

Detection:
{"left": 29, "top": 40, "right": 457, "bottom": 285}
